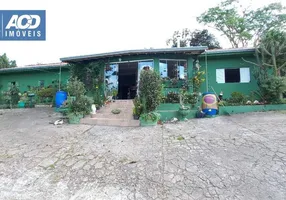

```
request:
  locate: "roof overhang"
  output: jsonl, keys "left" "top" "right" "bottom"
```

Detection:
{"left": 60, "top": 47, "right": 208, "bottom": 63}
{"left": 0, "top": 63, "right": 68, "bottom": 74}
{"left": 201, "top": 47, "right": 255, "bottom": 57}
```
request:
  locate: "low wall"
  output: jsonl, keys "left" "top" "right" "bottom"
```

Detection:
{"left": 157, "top": 103, "right": 197, "bottom": 121}
{"left": 219, "top": 104, "right": 286, "bottom": 115}
{"left": 157, "top": 103, "right": 286, "bottom": 121}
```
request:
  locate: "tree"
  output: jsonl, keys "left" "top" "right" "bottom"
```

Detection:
{"left": 166, "top": 28, "right": 192, "bottom": 48}
{"left": 243, "top": 29, "right": 286, "bottom": 77}
{"left": 197, "top": 0, "right": 286, "bottom": 48}
{"left": 243, "top": 29, "right": 286, "bottom": 102}
{"left": 166, "top": 28, "right": 221, "bottom": 49}
{"left": 0, "top": 53, "right": 17, "bottom": 68}
{"left": 190, "top": 29, "right": 221, "bottom": 49}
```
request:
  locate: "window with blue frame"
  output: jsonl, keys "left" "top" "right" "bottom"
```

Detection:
{"left": 159, "top": 60, "right": 187, "bottom": 79}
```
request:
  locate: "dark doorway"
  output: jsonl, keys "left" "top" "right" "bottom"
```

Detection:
{"left": 118, "top": 62, "right": 138, "bottom": 99}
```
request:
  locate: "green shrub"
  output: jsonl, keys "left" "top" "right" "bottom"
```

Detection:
{"left": 185, "top": 93, "right": 199, "bottom": 105}
{"left": 66, "top": 77, "right": 93, "bottom": 116}
{"left": 140, "top": 112, "right": 161, "bottom": 122}
{"left": 165, "top": 91, "right": 180, "bottom": 103}
{"left": 138, "top": 70, "right": 162, "bottom": 112}
{"left": 67, "top": 95, "right": 93, "bottom": 115}
{"left": 259, "top": 76, "right": 286, "bottom": 103}
{"left": 227, "top": 92, "right": 247, "bottom": 105}
{"left": 2, "top": 85, "right": 20, "bottom": 107}
{"left": 67, "top": 77, "right": 86, "bottom": 97}
{"left": 133, "top": 96, "right": 143, "bottom": 116}
{"left": 37, "top": 87, "right": 55, "bottom": 98}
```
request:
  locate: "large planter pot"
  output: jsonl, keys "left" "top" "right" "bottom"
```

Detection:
{"left": 133, "top": 114, "right": 140, "bottom": 120}
{"left": 68, "top": 114, "right": 83, "bottom": 124}
{"left": 139, "top": 112, "right": 161, "bottom": 127}
{"left": 178, "top": 107, "right": 191, "bottom": 121}
{"left": 18, "top": 101, "right": 25, "bottom": 108}
{"left": 139, "top": 118, "right": 158, "bottom": 126}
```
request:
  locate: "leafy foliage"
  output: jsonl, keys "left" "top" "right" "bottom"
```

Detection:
{"left": 259, "top": 76, "right": 286, "bottom": 103}
{"left": 164, "top": 91, "right": 180, "bottom": 103}
{"left": 66, "top": 77, "right": 93, "bottom": 115}
{"left": 2, "top": 84, "right": 20, "bottom": 108}
{"left": 69, "top": 61, "right": 104, "bottom": 91}
{"left": 166, "top": 28, "right": 192, "bottom": 47}
{"left": 68, "top": 95, "right": 93, "bottom": 115}
{"left": 227, "top": 91, "right": 247, "bottom": 105}
{"left": 192, "top": 70, "right": 205, "bottom": 93}
{"left": 133, "top": 96, "right": 143, "bottom": 116}
{"left": 37, "top": 87, "right": 56, "bottom": 98}
{"left": 166, "top": 28, "right": 221, "bottom": 49}
{"left": 243, "top": 29, "right": 286, "bottom": 102}
{"left": 69, "top": 61, "right": 105, "bottom": 106}
{"left": 0, "top": 53, "right": 17, "bottom": 68}
{"left": 258, "top": 29, "right": 286, "bottom": 76}
{"left": 197, "top": 0, "right": 286, "bottom": 47}
{"left": 66, "top": 77, "right": 86, "bottom": 97}
{"left": 184, "top": 93, "right": 199, "bottom": 105}
{"left": 190, "top": 29, "right": 221, "bottom": 49}
{"left": 138, "top": 70, "right": 162, "bottom": 113}
{"left": 140, "top": 112, "right": 161, "bottom": 122}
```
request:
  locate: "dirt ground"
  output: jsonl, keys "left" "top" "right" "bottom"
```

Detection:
{"left": 0, "top": 108, "right": 286, "bottom": 200}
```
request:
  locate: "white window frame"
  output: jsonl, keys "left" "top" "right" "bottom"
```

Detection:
{"left": 216, "top": 67, "right": 250, "bottom": 83}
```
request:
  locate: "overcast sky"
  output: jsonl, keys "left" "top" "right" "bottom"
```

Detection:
{"left": 1, "top": 0, "right": 284, "bottom": 66}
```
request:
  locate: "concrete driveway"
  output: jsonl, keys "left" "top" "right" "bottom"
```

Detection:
{"left": 0, "top": 108, "right": 285, "bottom": 200}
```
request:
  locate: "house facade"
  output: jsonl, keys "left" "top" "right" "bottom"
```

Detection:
{"left": 0, "top": 47, "right": 258, "bottom": 102}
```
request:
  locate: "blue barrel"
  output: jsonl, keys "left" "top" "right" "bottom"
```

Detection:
{"left": 201, "top": 92, "right": 218, "bottom": 116}
{"left": 55, "top": 91, "right": 67, "bottom": 108}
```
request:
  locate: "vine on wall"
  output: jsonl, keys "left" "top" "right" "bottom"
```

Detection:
{"left": 69, "top": 60, "right": 106, "bottom": 106}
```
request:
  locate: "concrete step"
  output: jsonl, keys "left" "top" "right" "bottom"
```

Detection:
{"left": 81, "top": 99, "right": 139, "bottom": 127}
{"left": 80, "top": 117, "right": 140, "bottom": 127}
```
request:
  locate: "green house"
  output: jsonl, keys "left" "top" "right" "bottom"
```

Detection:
{"left": 0, "top": 47, "right": 258, "bottom": 103}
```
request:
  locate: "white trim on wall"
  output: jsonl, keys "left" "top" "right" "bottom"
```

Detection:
{"left": 240, "top": 68, "right": 250, "bottom": 83}
{"left": 216, "top": 69, "right": 225, "bottom": 83}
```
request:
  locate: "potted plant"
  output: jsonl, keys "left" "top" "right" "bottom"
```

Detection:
{"left": 4, "top": 84, "right": 20, "bottom": 108}
{"left": 106, "top": 90, "right": 113, "bottom": 103}
{"left": 66, "top": 77, "right": 93, "bottom": 124}
{"left": 18, "top": 93, "right": 28, "bottom": 108}
{"left": 139, "top": 112, "right": 161, "bottom": 126}
{"left": 138, "top": 70, "right": 162, "bottom": 126}
{"left": 133, "top": 107, "right": 141, "bottom": 120}
{"left": 132, "top": 96, "right": 142, "bottom": 120}
{"left": 112, "top": 89, "right": 118, "bottom": 102}
{"left": 178, "top": 91, "right": 191, "bottom": 121}
{"left": 67, "top": 111, "right": 83, "bottom": 124}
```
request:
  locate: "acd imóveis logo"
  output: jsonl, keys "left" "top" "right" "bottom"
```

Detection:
{"left": 0, "top": 10, "right": 46, "bottom": 41}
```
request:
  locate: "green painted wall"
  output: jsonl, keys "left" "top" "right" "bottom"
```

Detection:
{"left": 198, "top": 54, "right": 258, "bottom": 98}
{"left": 0, "top": 68, "right": 70, "bottom": 92}
{"left": 0, "top": 51, "right": 259, "bottom": 101}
